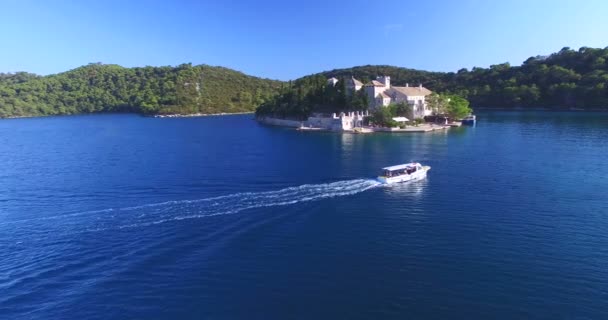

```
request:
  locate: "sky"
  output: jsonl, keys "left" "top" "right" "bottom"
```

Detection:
{"left": 1, "top": 0, "right": 607, "bottom": 80}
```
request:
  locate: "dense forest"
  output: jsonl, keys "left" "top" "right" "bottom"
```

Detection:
{"left": 255, "top": 74, "right": 370, "bottom": 119}
{"left": 0, "top": 63, "right": 282, "bottom": 118}
{"left": 2, "top": 46, "right": 607, "bottom": 119}
{"left": 257, "top": 46, "right": 608, "bottom": 119}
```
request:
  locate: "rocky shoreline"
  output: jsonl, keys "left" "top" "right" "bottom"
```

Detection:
{"left": 0, "top": 111, "right": 255, "bottom": 120}
{"left": 153, "top": 111, "right": 254, "bottom": 118}
{"left": 257, "top": 116, "right": 453, "bottom": 133}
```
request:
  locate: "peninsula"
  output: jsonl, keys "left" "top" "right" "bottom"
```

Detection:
{"left": 256, "top": 75, "right": 472, "bottom": 132}
{"left": 256, "top": 46, "right": 608, "bottom": 122}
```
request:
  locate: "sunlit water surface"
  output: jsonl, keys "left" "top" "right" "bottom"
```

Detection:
{"left": 1, "top": 112, "right": 607, "bottom": 319}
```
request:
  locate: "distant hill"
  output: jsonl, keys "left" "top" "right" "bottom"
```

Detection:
{"left": 3, "top": 46, "right": 607, "bottom": 119}
{"left": 0, "top": 63, "right": 283, "bottom": 118}
{"left": 322, "top": 47, "right": 608, "bottom": 108}
{"left": 257, "top": 46, "right": 608, "bottom": 119}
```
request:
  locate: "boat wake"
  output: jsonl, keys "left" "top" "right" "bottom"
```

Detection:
{"left": 5, "top": 179, "right": 381, "bottom": 235}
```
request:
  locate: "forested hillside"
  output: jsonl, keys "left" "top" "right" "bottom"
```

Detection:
{"left": 3, "top": 46, "right": 607, "bottom": 119}
{"left": 257, "top": 46, "right": 608, "bottom": 119}
{"left": 0, "top": 63, "right": 282, "bottom": 118}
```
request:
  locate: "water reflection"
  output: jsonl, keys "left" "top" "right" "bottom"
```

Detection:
{"left": 381, "top": 178, "right": 428, "bottom": 200}
{"left": 376, "top": 179, "right": 430, "bottom": 219}
{"left": 334, "top": 130, "right": 451, "bottom": 180}
{"left": 339, "top": 132, "right": 355, "bottom": 152}
{"left": 361, "top": 130, "right": 449, "bottom": 160}
{"left": 447, "top": 126, "right": 469, "bottom": 136}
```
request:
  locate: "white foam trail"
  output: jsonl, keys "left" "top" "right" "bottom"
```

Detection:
{"left": 5, "top": 179, "right": 381, "bottom": 234}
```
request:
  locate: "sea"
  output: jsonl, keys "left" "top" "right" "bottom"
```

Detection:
{"left": 1, "top": 111, "right": 607, "bottom": 319}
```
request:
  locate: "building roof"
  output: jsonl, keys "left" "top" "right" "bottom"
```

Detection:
{"left": 379, "top": 92, "right": 391, "bottom": 99}
{"left": 365, "top": 80, "right": 385, "bottom": 87}
{"left": 382, "top": 162, "right": 419, "bottom": 171}
{"left": 390, "top": 86, "right": 432, "bottom": 96}
{"left": 348, "top": 77, "right": 363, "bottom": 86}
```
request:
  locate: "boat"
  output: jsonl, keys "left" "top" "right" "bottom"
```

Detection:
{"left": 377, "top": 162, "right": 431, "bottom": 184}
{"left": 461, "top": 114, "right": 476, "bottom": 125}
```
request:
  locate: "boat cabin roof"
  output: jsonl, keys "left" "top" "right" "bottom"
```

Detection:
{"left": 382, "top": 163, "right": 420, "bottom": 171}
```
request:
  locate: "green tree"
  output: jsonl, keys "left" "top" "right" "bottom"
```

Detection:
{"left": 446, "top": 95, "right": 472, "bottom": 119}
{"left": 426, "top": 93, "right": 449, "bottom": 115}
{"left": 388, "top": 102, "right": 410, "bottom": 117}
{"left": 369, "top": 107, "right": 397, "bottom": 127}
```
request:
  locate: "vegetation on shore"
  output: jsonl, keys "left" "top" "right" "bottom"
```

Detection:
{"left": 256, "top": 46, "right": 608, "bottom": 119}
{"left": 1, "top": 46, "right": 606, "bottom": 119}
{"left": 0, "top": 63, "right": 282, "bottom": 118}
{"left": 426, "top": 94, "right": 473, "bottom": 119}
{"left": 366, "top": 94, "right": 472, "bottom": 128}
{"left": 255, "top": 74, "right": 368, "bottom": 120}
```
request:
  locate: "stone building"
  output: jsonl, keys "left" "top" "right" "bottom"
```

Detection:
{"left": 331, "top": 75, "right": 434, "bottom": 119}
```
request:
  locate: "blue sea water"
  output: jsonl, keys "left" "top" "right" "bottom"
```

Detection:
{"left": 1, "top": 112, "right": 607, "bottom": 319}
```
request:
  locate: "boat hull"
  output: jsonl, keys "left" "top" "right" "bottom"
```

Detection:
{"left": 461, "top": 115, "right": 476, "bottom": 126}
{"left": 377, "top": 166, "right": 431, "bottom": 184}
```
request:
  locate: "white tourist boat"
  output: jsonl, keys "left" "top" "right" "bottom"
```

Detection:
{"left": 377, "top": 162, "right": 431, "bottom": 184}
{"left": 461, "top": 114, "right": 476, "bottom": 125}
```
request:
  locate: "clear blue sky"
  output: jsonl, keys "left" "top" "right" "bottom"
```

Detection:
{"left": 1, "top": 0, "right": 607, "bottom": 80}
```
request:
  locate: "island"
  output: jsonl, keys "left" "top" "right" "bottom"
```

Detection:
{"left": 255, "top": 46, "right": 608, "bottom": 131}
{"left": 256, "top": 74, "right": 473, "bottom": 132}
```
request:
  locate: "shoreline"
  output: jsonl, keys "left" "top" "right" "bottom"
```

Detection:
{"left": 474, "top": 107, "right": 608, "bottom": 112}
{"left": 300, "top": 124, "right": 452, "bottom": 134}
{"left": 0, "top": 111, "right": 255, "bottom": 120}
{"left": 3, "top": 108, "right": 606, "bottom": 120}
{"left": 152, "top": 111, "right": 254, "bottom": 118}
{"left": 257, "top": 116, "right": 454, "bottom": 134}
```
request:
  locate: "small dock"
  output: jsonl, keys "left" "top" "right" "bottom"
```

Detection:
{"left": 297, "top": 126, "right": 325, "bottom": 131}
{"left": 370, "top": 124, "right": 450, "bottom": 133}
{"left": 294, "top": 123, "right": 451, "bottom": 134}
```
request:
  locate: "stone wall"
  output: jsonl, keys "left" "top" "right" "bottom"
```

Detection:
{"left": 258, "top": 111, "right": 368, "bottom": 131}
{"left": 256, "top": 116, "right": 303, "bottom": 128}
{"left": 307, "top": 116, "right": 341, "bottom": 130}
